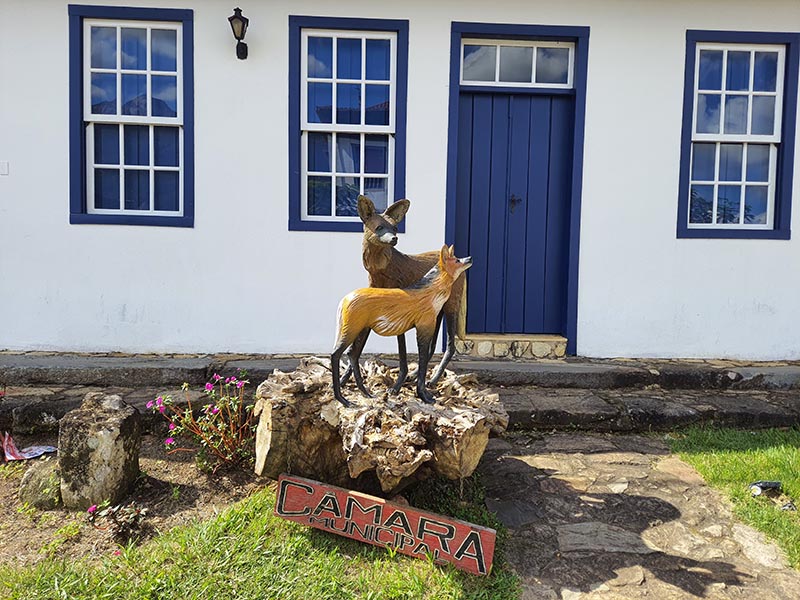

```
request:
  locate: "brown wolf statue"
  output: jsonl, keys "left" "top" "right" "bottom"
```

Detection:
{"left": 339, "top": 196, "right": 467, "bottom": 394}
{"left": 332, "top": 245, "right": 472, "bottom": 406}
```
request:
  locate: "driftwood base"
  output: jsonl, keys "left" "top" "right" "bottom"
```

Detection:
{"left": 253, "top": 357, "right": 508, "bottom": 495}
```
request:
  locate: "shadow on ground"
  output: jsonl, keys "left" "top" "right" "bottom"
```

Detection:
{"left": 477, "top": 432, "right": 776, "bottom": 598}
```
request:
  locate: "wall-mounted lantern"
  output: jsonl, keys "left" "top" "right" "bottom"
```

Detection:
{"left": 228, "top": 7, "right": 249, "bottom": 60}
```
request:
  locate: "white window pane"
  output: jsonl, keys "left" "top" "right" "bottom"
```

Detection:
{"left": 696, "top": 94, "right": 721, "bottom": 133}
{"left": 365, "top": 85, "right": 389, "bottom": 125}
{"left": 124, "top": 170, "right": 150, "bottom": 210}
{"left": 698, "top": 50, "right": 723, "bottom": 90}
{"left": 364, "top": 135, "right": 389, "bottom": 174}
{"left": 690, "top": 185, "right": 714, "bottom": 224}
{"left": 463, "top": 45, "right": 496, "bottom": 81}
{"left": 499, "top": 46, "right": 532, "bottom": 83}
{"left": 152, "top": 29, "right": 177, "bottom": 72}
{"left": 307, "top": 82, "right": 332, "bottom": 123}
{"left": 308, "top": 176, "right": 332, "bottom": 215}
{"left": 753, "top": 52, "right": 778, "bottom": 92}
{"left": 691, "top": 143, "right": 716, "bottom": 181}
{"left": 536, "top": 47, "right": 569, "bottom": 84}
{"left": 716, "top": 185, "right": 741, "bottom": 223}
{"left": 744, "top": 186, "right": 768, "bottom": 224}
{"left": 152, "top": 75, "right": 177, "bottom": 117}
{"left": 745, "top": 145, "right": 770, "bottom": 181}
{"left": 718, "top": 144, "right": 742, "bottom": 181}
{"left": 364, "top": 178, "right": 388, "bottom": 211}
{"left": 308, "top": 132, "right": 331, "bottom": 172}
{"left": 91, "top": 73, "right": 117, "bottom": 114}
{"left": 723, "top": 95, "right": 748, "bottom": 134}
{"left": 336, "top": 83, "right": 361, "bottom": 125}
{"left": 308, "top": 37, "right": 332, "bottom": 78}
{"left": 725, "top": 51, "right": 750, "bottom": 91}
{"left": 91, "top": 26, "right": 117, "bottom": 69}
{"left": 336, "top": 134, "right": 360, "bottom": 173}
{"left": 122, "top": 74, "right": 147, "bottom": 115}
{"left": 335, "top": 176, "right": 360, "bottom": 216}
{"left": 121, "top": 28, "right": 147, "bottom": 70}
{"left": 751, "top": 96, "right": 775, "bottom": 135}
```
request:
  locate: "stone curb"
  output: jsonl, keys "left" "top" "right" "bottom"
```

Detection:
{"left": 3, "top": 353, "right": 800, "bottom": 391}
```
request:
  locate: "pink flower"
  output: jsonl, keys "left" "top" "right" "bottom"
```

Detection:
{"left": 87, "top": 505, "right": 97, "bottom": 514}
{"left": 225, "top": 377, "right": 231, "bottom": 384}
{"left": 113, "top": 550, "right": 121, "bottom": 556}
{"left": 204, "top": 382, "right": 214, "bottom": 391}
{"left": 213, "top": 373, "right": 222, "bottom": 382}
{"left": 155, "top": 396, "right": 163, "bottom": 407}
{"left": 158, "top": 405, "right": 165, "bottom": 414}
{"left": 236, "top": 381, "right": 245, "bottom": 389}
{"left": 146, "top": 400, "right": 154, "bottom": 409}
{"left": 211, "top": 406, "right": 220, "bottom": 415}
{"left": 168, "top": 422, "right": 176, "bottom": 431}
{"left": 165, "top": 437, "right": 175, "bottom": 445}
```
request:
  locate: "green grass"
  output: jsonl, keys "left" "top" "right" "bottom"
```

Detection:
{"left": 668, "top": 427, "right": 800, "bottom": 568}
{"left": 0, "top": 478, "right": 519, "bottom": 600}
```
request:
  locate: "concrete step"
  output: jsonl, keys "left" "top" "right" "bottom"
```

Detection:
{"left": 456, "top": 334, "right": 567, "bottom": 360}
{"left": 2, "top": 352, "right": 800, "bottom": 391}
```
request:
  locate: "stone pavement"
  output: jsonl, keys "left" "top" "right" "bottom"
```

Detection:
{"left": 479, "top": 432, "right": 800, "bottom": 599}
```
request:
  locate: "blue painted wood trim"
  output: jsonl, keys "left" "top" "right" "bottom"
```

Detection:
{"left": 287, "top": 16, "right": 409, "bottom": 233}
{"left": 67, "top": 5, "right": 194, "bottom": 227}
{"left": 444, "top": 22, "right": 590, "bottom": 355}
{"left": 677, "top": 30, "right": 800, "bottom": 240}
{"left": 460, "top": 85, "right": 575, "bottom": 96}
{"left": 68, "top": 5, "right": 192, "bottom": 20}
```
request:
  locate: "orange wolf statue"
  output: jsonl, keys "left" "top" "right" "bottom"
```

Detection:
{"left": 332, "top": 245, "right": 473, "bottom": 406}
{"left": 339, "top": 196, "right": 468, "bottom": 394}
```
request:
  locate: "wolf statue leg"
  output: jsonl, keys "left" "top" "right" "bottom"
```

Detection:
{"left": 428, "top": 314, "right": 456, "bottom": 387}
{"left": 415, "top": 327, "right": 437, "bottom": 404}
{"left": 348, "top": 331, "right": 373, "bottom": 398}
{"left": 389, "top": 334, "right": 408, "bottom": 395}
{"left": 339, "top": 329, "right": 369, "bottom": 386}
{"left": 331, "top": 341, "right": 352, "bottom": 407}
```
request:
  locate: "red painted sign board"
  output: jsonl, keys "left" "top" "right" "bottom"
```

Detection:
{"left": 274, "top": 474, "right": 496, "bottom": 576}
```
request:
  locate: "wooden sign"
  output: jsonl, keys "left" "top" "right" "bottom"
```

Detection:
{"left": 274, "top": 474, "right": 496, "bottom": 576}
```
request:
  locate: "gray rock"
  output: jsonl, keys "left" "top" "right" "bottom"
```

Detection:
{"left": 59, "top": 392, "right": 141, "bottom": 510}
{"left": 12, "top": 396, "right": 83, "bottom": 434}
{"left": 18, "top": 458, "right": 61, "bottom": 510}
{"left": 557, "top": 522, "right": 658, "bottom": 554}
{"left": 732, "top": 523, "right": 788, "bottom": 569}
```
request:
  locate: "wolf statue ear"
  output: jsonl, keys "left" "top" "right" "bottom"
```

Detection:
{"left": 439, "top": 244, "right": 449, "bottom": 266}
{"left": 357, "top": 195, "right": 376, "bottom": 223}
{"left": 382, "top": 199, "right": 411, "bottom": 225}
{"left": 448, "top": 244, "right": 455, "bottom": 256}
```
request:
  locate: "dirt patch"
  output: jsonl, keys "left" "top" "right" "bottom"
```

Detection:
{"left": 0, "top": 433, "right": 264, "bottom": 566}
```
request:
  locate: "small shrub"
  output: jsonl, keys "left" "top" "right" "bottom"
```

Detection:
{"left": 150, "top": 373, "right": 257, "bottom": 472}
{"left": 87, "top": 501, "right": 148, "bottom": 540}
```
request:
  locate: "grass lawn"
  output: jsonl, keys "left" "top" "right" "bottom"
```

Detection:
{"left": 668, "top": 427, "right": 800, "bottom": 568}
{"left": 0, "top": 476, "right": 519, "bottom": 600}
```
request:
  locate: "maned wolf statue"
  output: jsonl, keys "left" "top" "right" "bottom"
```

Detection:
{"left": 331, "top": 245, "right": 472, "bottom": 406}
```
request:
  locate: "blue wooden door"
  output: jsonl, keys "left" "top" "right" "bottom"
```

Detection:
{"left": 454, "top": 93, "right": 574, "bottom": 334}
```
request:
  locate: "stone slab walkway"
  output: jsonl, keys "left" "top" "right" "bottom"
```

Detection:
{"left": 479, "top": 432, "right": 800, "bottom": 599}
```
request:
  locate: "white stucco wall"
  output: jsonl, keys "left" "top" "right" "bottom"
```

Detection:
{"left": 1, "top": 0, "right": 799, "bottom": 358}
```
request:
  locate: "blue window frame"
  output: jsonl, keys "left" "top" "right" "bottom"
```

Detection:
{"left": 289, "top": 16, "right": 408, "bottom": 232}
{"left": 69, "top": 5, "right": 194, "bottom": 227}
{"left": 677, "top": 31, "right": 799, "bottom": 239}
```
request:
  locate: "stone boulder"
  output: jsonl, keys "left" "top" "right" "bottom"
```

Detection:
{"left": 18, "top": 458, "right": 61, "bottom": 510}
{"left": 59, "top": 393, "right": 141, "bottom": 510}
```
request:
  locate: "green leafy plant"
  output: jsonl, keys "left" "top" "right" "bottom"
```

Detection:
{"left": 149, "top": 372, "right": 257, "bottom": 472}
{"left": 87, "top": 501, "right": 148, "bottom": 540}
